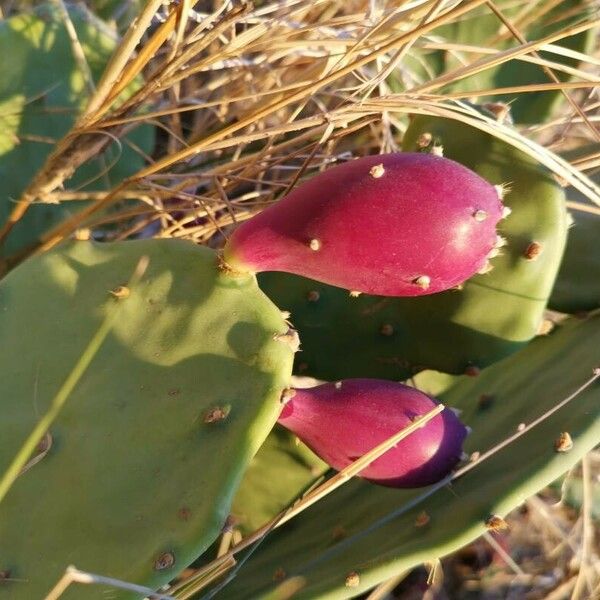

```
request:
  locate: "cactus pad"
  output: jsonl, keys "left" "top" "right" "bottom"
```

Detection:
{"left": 231, "top": 426, "right": 326, "bottom": 535}
{"left": 0, "top": 239, "right": 294, "bottom": 599}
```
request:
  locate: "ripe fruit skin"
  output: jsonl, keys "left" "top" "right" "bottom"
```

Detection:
{"left": 224, "top": 153, "right": 503, "bottom": 296}
{"left": 278, "top": 379, "right": 468, "bottom": 488}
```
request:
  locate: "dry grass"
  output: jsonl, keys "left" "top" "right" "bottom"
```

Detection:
{"left": 1, "top": 0, "right": 598, "bottom": 598}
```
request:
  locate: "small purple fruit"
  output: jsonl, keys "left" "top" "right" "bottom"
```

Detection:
{"left": 223, "top": 153, "right": 504, "bottom": 297}
{"left": 278, "top": 379, "right": 468, "bottom": 488}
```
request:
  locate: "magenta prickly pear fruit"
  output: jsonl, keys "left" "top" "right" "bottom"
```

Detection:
{"left": 278, "top": 379, "right": 468, "bottom": 488}
{"left": 223, "top": 153, "right": 504, "bottom": 296}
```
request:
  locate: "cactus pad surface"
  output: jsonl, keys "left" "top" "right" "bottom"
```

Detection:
{"left": 550, "top": 205, "right": 600, "bottom": 313}
{"left": 0, "top": 239, "right": 294, "bottom": 599}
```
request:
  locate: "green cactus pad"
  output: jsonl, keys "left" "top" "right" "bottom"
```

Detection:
{"left": 0, "top": 4, "right": 154, "bottom": 257}
{"left": 258, "top": 112, "right": 567, "bottom": 379}
{"left": 549, "top": 204, "right": 600, "bottom": 313}
{"left": 214, "top": 312, "right": 600, "bottom": 599}
{"left": 0, "top": 239, "right": 294, "bottom": 599}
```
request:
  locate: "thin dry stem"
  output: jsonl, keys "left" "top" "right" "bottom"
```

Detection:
{"left": 44, "top": 565, "right": 175, "bottom": 600}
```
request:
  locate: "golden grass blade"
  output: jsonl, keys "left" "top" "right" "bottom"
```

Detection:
{"left": 487, "top": 0, "right": 564, "bottom": 46}
{"left": 375, "top": 99, "right": 600, "bottom": 205}
{"left": 23, "top": 119, "right": 369, "bottom": 254}
{"left": 105, "top": 8, "right": 179, "bottom": 106}
{"left": 50, "top": 0, "right": 94, "bottom": 93}
{"left": 566, "top": 201, "right": 600, "bottom": 216}
{"left": 483, "top": 0, "right": 600, "bottom": 142}
{"left": 542, "top": 42, "right": 600, "bottom": 67}
{"left": 420, "top": 41, "right": 600, "bottom": 82}
{"left": 571, "top": 456, "right": 595, "bottom": 600}
{"left": 82, "top": 0, "right": 166, "bottom": 120}
{"left": 172, "top": 0, "right": 193, "bottom": 58}
{"left": 365, "top": 572, "right": 409, "bottom": 600}
{"left": 442, "top": 80, "right": 599, "bottom": 98}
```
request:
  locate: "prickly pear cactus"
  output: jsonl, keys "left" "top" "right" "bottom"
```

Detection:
{"left": 215, "top": 312, "right": 600, "bottom": 599}
{"left": 0, "top": 4, "right": 154, "bottom": 257}
{"left": 278, "top": 379, "right": 468, "bottom": 488}
{"left": 0, "top": 239, "right": 294, "bottom": 599}
{"left": 258, "top": 111, "right": 567, "bottom": 379}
